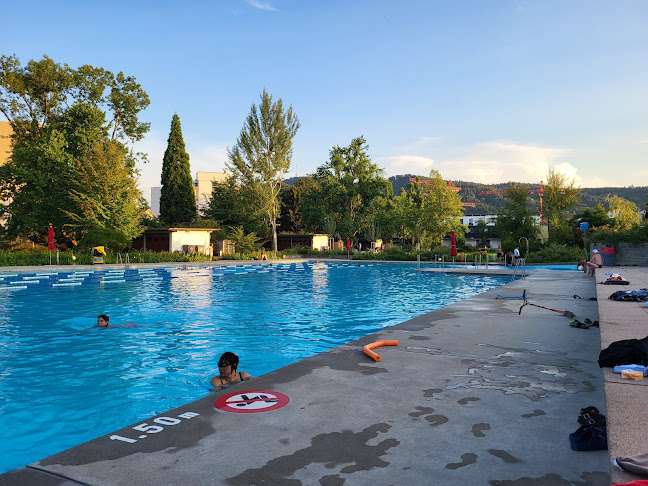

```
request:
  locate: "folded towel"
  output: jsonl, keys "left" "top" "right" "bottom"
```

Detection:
{"left": 616, "top": 451, "right": 648, "bottom": 476}
{"left": 614, "top": 365, "right": 648, "bottom": 375}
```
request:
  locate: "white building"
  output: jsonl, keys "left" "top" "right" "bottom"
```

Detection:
{"left": 460, "top": 215, "right": 496, "bottom": 226}
{"left": 150, "top": 171, "right": 228, "bottom": 217}
{"left": 194, "top": 171, "right": 228, "bottom": 210}
{"left": 150, "top": 187, "right": 161, "bottom": 216}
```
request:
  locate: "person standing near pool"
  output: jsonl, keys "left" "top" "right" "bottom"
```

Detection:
{"left": 210, "top": 352, "right": 252, "bottom": 391}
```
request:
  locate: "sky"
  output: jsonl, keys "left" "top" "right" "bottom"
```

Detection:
{"left": 2, "top": 0, "right": 647, "bottom": 203}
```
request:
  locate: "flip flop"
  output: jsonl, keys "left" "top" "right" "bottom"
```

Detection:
{"left": 570, "top": 319, "right": 591, "bottom": 329}
{"left": 583, "top": 318, "right": 600, "bottom": 328}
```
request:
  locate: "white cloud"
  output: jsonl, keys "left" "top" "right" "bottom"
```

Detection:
{"left": 187, "top": 141, "right": 229, "bottom": 174}
{"left": 440, "top": 141, "right": 563, "bottom": 184}
{"left": 245, "top": 0, "right": 277, "bottom": 11}
{"left": 375, "top": 155, "right": 435, "bottom": 177}
{"left": 547, "top": 162, "right": 583, "bottom": 186}
{"left": 379, "top": 140, "right": 579, "bottom": 185}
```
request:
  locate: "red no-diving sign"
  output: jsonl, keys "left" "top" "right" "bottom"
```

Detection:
{"left": 214, "top": 390, "right": 290, "bottom": 414}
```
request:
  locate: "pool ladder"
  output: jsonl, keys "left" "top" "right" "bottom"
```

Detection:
{"left": 116, "top": 253, "right": 130, "bottom": 265}
{"left": 512, "top": 258, "right": 526, "bottom": 280}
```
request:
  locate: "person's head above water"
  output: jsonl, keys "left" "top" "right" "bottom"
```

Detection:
{"left": 218, "top": 352, "right": 239, "bottom": 373}
{"left": 97, "top": 315, "right": 109, "bottom": 327}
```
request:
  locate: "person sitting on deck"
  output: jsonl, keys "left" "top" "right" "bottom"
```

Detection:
{"left": 584, "top": 249, "right": 603, "bottom": 277}
{"left": 210, "top": 352, "right": 252, "bottom": 391}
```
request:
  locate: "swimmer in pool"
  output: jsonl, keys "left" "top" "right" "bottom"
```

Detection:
{"left": 210, "top": 352, "right": 252, "bottom": 391}
{"left": 89, "top": 314, "right": 136, "bottom": 329}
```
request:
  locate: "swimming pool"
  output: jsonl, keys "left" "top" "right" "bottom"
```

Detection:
{"left": 0, "top": 261, "right": 508, "bottom": 473}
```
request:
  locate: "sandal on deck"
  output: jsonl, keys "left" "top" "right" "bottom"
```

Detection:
{"left": 578, "top": 407, "right": 607, "bottom": 428}
{"left": 570, "top": 319, "right": 591, "bottom": 329}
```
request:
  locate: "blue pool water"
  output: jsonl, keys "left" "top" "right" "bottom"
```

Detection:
{"left": 0, "top": 261, "right": 508, "bottom": 473}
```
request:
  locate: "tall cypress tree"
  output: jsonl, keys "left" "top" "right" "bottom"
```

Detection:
{"left": 159, "top": 114, "right": 196, "bottom": 225}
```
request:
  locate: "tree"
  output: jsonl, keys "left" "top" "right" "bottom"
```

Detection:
{"left": 282, "top": 177, "right": 321, "bottom": 233}
{"left": 64, "top": 139, "right": 143, "bottom": 242}
{"left": 544, "top": 167, "right": 581, "bottom": 240}
{"left": 606, "top": 194, "right": 640, "bottom": 230}
{"left": 300, "top": 136, "right": 392, "bottom": 240}
{"left": 495, "top": 183, "right": 538, "bottom": 242}
{"left": 474, "top": 219, "right": 488, "bottom": 247}
{"left": 417, "top": 170, "right": 465, "bottom": 247}
{"left": 204, "top": 178, "right": 270, "bottom": 240}
{"left": 227, "top": 226, "right": 261, "bottom": 255}
{"left": 226, "top": 89, "right": 300, "bottom": 254}
{"left": 393, "top": 178, "right": 427, "bottom": 247}
{"left": 570, "top": 203, "right": 611, "bottom": 229}
{"left": 0, "top": 54, "right": 149, "bottom": 242}
{"left": 159, "top": 114, "right": 196, "bottom": 225}
{"left": 389, "top": 172, "right": 465, "bottom": 249}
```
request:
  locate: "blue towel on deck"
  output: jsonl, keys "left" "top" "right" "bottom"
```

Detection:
{"left": 613, "top": 364, "right": 648, "bottom": 375}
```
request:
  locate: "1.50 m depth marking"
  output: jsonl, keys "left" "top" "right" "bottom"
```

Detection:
{"left": 109, "top": 411, "right": 200, "bottom": 444}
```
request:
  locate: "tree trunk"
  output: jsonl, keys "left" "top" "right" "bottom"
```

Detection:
{"left": 271, "top": 219, "right": 278, "bottom": 255}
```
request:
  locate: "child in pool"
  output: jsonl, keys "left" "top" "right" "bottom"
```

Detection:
{"left": 210, "top": 352, "right": 252, "bottom": 391}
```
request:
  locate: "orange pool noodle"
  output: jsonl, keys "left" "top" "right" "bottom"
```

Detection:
{"left": 363, "top": 340, "right": 399, "bottom": 362}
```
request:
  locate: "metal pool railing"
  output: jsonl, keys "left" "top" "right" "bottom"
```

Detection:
{"left": 512, "top": 258, "right": 526, "bottom": 280}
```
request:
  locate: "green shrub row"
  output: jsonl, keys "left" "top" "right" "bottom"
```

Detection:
{"left": 0, "top": 242, "right": 610, "bottom": 267}
{"left": 0, "top": 249, "right": 211, "bottom": 267}
{"left": 589, "top": 224, "right": 648, "bottom": 246}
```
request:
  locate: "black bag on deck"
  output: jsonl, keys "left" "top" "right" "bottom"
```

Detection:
{"left": 598, "top": 335, "right": 648, "bottom": 368}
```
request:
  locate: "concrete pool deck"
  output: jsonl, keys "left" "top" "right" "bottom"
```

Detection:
{"left": 1, "top": 263, "right": 643, "bottom": 485}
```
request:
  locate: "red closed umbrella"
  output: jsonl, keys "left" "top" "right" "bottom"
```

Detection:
{"left": 450, "top": 231, "right": 457, "bottom": 257}
{"left": 48, "top": 226, "right": 55, "bottom": 251}
{"left": 346, "top": 238, "right": 351, "bottom": 252}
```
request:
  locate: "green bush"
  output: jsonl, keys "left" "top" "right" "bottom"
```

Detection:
{"left": 589, "top": 224, "right": 648, "bottom": 246}
{"left": 523, "top": 244, "right": 585, "bottom": 263}
{"left": 0, "top": 248, "right": 211, "bottom": 266}
{"left": 353, "top": 247, "right": 413, "bottom": 261}
{"left": 80, "top": 228, "right": 131, "bottom": 252}
{"left": 219, "top": 253, "right": 252, "bottom": 260}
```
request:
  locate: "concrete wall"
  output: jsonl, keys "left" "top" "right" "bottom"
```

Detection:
{"left": 0, "top": 122, "right": 13, "bottom": 228}
{"left": 150, "top": 187, "right": 161, "bottom": 216}
{"left": 0, "top": 121, "right": 11, "bottom": 166}
{"left": 170, "top": 230, "right": 212, "bottom": 254}
{"left": 312, "top": 234, "right": 329, "bottom": 251}
{"left": 592, "top": 242, "right": 648, "bottom": 266}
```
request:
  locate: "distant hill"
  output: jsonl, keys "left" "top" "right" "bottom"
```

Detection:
{"left": 389, "top": 174, "right": 648, "bottom": 215}
{"left": 284, "top": 174, "right": 647, "bottom": 216}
